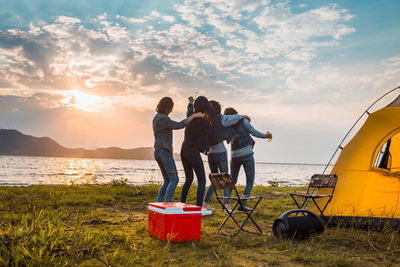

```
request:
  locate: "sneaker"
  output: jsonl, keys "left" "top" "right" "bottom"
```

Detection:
{"left": 222, "top": 207, "right": 232, "bottom": 215}
{"left": 202, "top": 203, "right": 215, "bottom": 211}
{"left": 201, "top": 208, "right": 212, "bottom": 216}
{"left": 237, "top": 206, "right": 253, "bottom": 213}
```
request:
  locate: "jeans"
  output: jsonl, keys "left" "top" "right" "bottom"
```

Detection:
{"left": 204, "top": 152, "right": 228, "bottom": 203}
{"left": 225, "top": 153, "right": 255, "bottom": 206}
{"left": 180, "top": 148, "right": 206, "bottom": 207}
{"left": 154, "top": 149, "right": 179, "bottom": 202}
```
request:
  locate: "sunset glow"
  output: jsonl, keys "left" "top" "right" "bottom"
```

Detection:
{"left": 0, "top": 1, "right": 399, "bottom": 163}
{"left": 61, "top": 90, "right": 105, "bottom": 112}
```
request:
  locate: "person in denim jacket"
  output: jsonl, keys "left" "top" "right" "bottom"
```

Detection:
{"left": 202, "top": 100, "right": 251, "bottom": 212}
{"left": 224, "top": 107, "right": 272, "bottom": 212}
{"left": 153, "top": 97, "right": 204, "bottom": 202}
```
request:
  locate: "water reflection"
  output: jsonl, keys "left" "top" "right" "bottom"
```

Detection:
{"left": 57, "top": 159, "right": 100, "bottom": 185}
{"left": 0, "top": 156, "right": 331, "bottom": 186}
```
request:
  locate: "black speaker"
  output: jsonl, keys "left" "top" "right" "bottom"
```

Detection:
{"left": 272, "top": 209, "right": 325, "bottom": 239}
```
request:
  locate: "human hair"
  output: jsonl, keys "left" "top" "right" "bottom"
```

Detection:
{"left": 194, "top": 96, "right": 215, "bottom": 123}
{"left": 209, "top": 100, "right": 221, "bottom": 115}
{"left": 224, "top": 107, "right": 238, "bottom": 115}
{"left": 156, "top": 97, "right": 174, "bottom": 114}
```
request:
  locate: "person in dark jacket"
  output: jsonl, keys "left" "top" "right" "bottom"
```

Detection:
{"left": 224, "top": 107, "right": 272, "bottom": 212}
{"left": 153, "top": 97, "right": 204, "bottom": 202}
{"left": 202, "top": 100, "right": 251, "bottom": 212}
{"left": 180, "top": 96, "right": 214, "bottom": 216}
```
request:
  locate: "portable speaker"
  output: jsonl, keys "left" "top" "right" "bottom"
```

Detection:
{"left": 272, "top": 209, "right": 325, "bottom": 239}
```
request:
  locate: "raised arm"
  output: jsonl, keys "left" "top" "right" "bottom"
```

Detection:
{"left": 221, "top": 114, "right": 251, "bottom": 127}
{"left": 243, "top": 119, "right": 267, "bottom": 139}
{"left": 186, "top": 102, "right": 194, "bottom": 118}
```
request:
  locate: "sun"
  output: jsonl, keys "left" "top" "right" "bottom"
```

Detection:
{"left": 61, "top": 89, "right": 104, "bottom": 112}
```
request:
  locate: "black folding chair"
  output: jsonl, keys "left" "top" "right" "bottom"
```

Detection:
{"left": 209, "top": 173, "right": 263, "bottom": 237}
{"left": 290, "top": 174, "right": 338, "bottom": 221}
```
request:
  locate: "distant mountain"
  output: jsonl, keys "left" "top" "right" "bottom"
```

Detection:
{"left": 0, "top": 129, "right": 179, "bottom": 161}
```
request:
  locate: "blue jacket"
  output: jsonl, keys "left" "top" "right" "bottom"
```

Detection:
{"left": 231, "top": 119, "right": 255, "bottom": 151}
{"left": 209, "top": 114, "right": 238, "bottom": 146}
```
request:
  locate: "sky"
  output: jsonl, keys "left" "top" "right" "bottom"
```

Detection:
{"left": 0, "top": 0, "right": 399, "bottom": 164}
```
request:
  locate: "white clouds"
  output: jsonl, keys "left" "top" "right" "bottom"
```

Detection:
{"left": 333, "top": 24, "right": 356, "bottom": 40}
{"left": 55, "top": 16, "right": 81, "bottom": 24}
{"left": 162, "top": 15, "right": 175, "bottom": 23}
{"left": 99, "top": 21, "right": 130, "bottom": 42}
{"left": 0, "top": 4, "right": 387, "bottom": 124}
{"left": 151, "top": 10, "right": 160, "bottom": 17}
{"left": 0, "top": 1, "right": 361, "bottom": 108}
{"left": 310, "top": 5, "right": 354, "bottom": 21}
{"left": 115, "top": 15, "right": 147, "bottom": 24}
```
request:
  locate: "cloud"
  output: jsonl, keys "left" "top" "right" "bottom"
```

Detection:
{"left": 0, "top": 2, "right": 358, "bottom": 101}
{"left": 55, "top": 16, "right": 81, "bottom": 24}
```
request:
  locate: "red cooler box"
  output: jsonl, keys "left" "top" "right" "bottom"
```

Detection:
{"left": 148, "top": 202, "right": 202, "bottom": 242}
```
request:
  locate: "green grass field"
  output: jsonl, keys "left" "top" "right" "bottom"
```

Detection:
{"left": 0, "top": 182, "right": 399, "bottom": 266}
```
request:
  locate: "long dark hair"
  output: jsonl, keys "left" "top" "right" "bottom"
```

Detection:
{"left": 209, "top": 100, "right": 221, "bottom": 115}
{"left": 194, "top": 96, "right": 215, "bottom": 124}
{"left": 156, "top": 97, "right": 174, "bottom": 114}
{"left": 224, "top": 107, "right": 238, "bottom": 115}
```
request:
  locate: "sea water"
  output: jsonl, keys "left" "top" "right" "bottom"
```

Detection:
{"left": 0, "top": 156, "right": 332, "bottom": 186}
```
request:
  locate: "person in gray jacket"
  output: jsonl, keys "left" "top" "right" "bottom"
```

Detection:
{"left": 153, "top": 97, "right": 204, "bottom": 202}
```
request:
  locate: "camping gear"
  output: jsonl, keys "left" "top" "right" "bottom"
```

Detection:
{"left": 273, "top": 209, "right": 325, "bottom": 239}
{"left": 148, "top": 202, "right": 201, "bottom": 242}
{"left": 290, "top": 174, "right": 338, "bottom": 222}
{"left": 313, "top": 87, "right": 400, "bottom": 227}
{"left": 209, "top": 173, "right": 263, "bottom": 236}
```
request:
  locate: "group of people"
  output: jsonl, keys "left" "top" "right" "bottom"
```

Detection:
{"left": 152, "top": 96, "right": 272, "bottom": 216}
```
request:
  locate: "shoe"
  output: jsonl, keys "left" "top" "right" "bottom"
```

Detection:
{"left": 203, "top": 205, "right": 215, "bottom": 211}
{"left": 222, "top": 207, "right": 232, "bottom": 215}
{"left": 201, "top": 208, "right": 213, "bottom": 216}
{"left": 237, "top": 206, "right": 253, "bottom": 213}
{"left": 203, "top": 202, "right": 215, "bottom": 211}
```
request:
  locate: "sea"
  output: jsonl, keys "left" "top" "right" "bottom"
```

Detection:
{"left": 0, "top": 156, "right": 332, "bottom": 187}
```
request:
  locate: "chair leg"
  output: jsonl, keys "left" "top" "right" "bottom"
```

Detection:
{"left": 290, "top": 194, "right": 308, "bottom": 216}
{"left": 216, "top": 198, "right": 241, "bottom": 237}
{"left": 238, "top": 198, "right": 263, "bottom": 235}
{"left": 311, "top": 198, "right": 328, "bottom": 224}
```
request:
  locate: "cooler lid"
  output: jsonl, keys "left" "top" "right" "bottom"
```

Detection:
{"left": 148, "top": 202, "right": 201, "bottom": 214}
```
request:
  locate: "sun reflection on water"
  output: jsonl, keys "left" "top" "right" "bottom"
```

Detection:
{"left": 57, "top": 158, "right": 99, "bottom": 185}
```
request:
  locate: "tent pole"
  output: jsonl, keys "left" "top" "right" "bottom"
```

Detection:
{"left": 322, "top": 86, "right": 400, "bottom": 174}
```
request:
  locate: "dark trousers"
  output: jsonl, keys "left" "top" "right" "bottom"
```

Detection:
{"left": 180, "top": 148, "right": 206, "bottom": 207}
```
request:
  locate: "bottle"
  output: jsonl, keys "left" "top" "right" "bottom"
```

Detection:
{"left": 266, "top": 131, "right": 272, "bottom": 142}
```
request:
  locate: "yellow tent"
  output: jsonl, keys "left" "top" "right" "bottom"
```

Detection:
{"left": 315, "top": 94, "right": 400, "bottom": 224}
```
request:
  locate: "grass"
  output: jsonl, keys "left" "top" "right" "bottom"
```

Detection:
{"left": 0, "top": 183, "right": 399, "bottom": 266}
